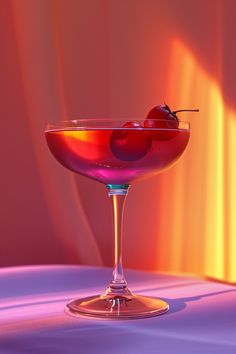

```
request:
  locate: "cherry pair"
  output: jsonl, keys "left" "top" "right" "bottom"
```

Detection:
{"left": 110, "top": 104, "right": 198, "bottom": 161}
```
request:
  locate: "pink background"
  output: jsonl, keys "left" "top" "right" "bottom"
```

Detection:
{"left": 1, "top": 0, "right": 236, "bottom": 282}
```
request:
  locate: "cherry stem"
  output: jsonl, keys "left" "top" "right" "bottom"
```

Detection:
{"left": 172, "top": 109, "right": 199, "bottom": 114}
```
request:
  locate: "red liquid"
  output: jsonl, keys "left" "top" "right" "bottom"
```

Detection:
{"left": 45, "top": 128, "right": 190, "bottom": 184}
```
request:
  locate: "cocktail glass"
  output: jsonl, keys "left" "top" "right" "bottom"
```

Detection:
{"left": 45, "top": 118, "right": 190, "bottom": 319}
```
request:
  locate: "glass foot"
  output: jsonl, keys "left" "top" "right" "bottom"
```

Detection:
{"left": 66, "top": 294, "right": 169, "bottom": 319}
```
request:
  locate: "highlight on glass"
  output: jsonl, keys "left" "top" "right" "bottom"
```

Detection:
{"left": 45, "top": 105, "right": 194, "bottom": 319}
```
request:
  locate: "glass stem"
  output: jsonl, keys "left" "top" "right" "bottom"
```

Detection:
{"left": 104, "top": 184, "right": 132, "bottom": 299}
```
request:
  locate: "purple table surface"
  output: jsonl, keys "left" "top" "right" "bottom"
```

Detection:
{"left": 0, "top": 265, "right": 235, "bottom": 354}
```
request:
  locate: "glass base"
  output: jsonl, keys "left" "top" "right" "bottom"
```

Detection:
{"left": 66, "top": 294, "right": 169, "bottom": 319}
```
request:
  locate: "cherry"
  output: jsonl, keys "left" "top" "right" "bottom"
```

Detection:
{"left": 144, "top": 104, "right": 198, "bottom": 141}
{"left": 110, "top": 121, "right": 152, "bottom": 161}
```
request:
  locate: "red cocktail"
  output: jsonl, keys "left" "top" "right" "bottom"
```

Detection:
{"left": 45, "top": 118, "right": 190, "bottom": 319}
{"left": 46, "top": 120, "right": 189, "bottom": 185}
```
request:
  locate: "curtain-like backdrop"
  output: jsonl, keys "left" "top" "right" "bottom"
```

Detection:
{"left": 1, "top": 0, "right": 235, "bottom": 283}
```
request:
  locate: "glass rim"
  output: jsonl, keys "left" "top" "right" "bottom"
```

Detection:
{"left": 45, "top": 118, "right": 190, "bottom": 131}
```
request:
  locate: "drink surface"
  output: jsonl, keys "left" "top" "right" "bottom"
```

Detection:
{"left": 45, "top": 128, "right": 190, "bottom": 184}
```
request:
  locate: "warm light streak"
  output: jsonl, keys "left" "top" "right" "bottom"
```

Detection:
{"left": 160, "top": 38, "right": 236, "bottom": 282}
{"left": 226, "top": 113, "right": 236, "bottom": 282}
{"left": 205, "top": 86, "right": 224, "bottom": 280}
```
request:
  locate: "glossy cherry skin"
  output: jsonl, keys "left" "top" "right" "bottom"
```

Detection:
{"left": 144, "top": 105, "right": 179, "bottom": 141}
{"left": 110, "top": 121, "right": 152, "bottom": 161}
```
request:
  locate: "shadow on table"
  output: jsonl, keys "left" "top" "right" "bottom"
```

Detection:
{"left": 2, "top": 288, "right": 235, "bottom": 317}
{"left": 161, "top": 289, "right": 236, "bottom": 315}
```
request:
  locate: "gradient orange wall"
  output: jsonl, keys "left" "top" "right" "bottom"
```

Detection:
{"left": 1, "top": 0, "right": 235, "bottom": 283}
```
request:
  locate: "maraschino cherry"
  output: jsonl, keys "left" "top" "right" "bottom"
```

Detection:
{"left": 144, "top": 104, "right": 198, "bottom": 141}
{"left": 110, "top": 121, "right": 152, "bottom": 161}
